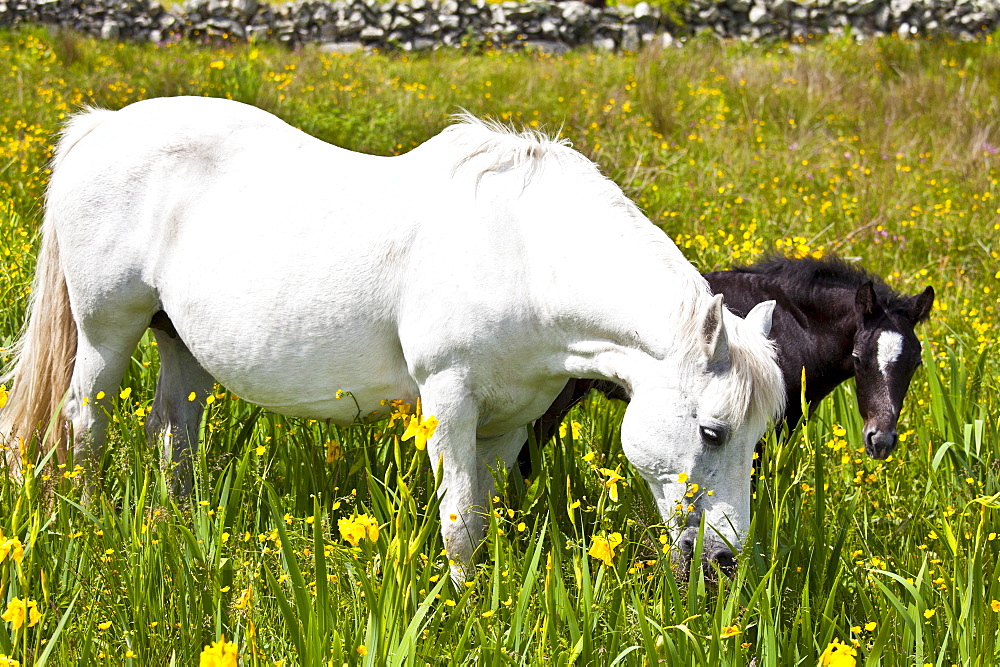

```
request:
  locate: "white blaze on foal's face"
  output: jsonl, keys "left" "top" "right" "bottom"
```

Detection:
{"left": 877, "top": 330, "right": 904, "bottom": 376}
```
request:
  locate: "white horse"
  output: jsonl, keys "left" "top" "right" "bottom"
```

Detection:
{"left": 1, "top": 97, "right": 784, "bottom": 580}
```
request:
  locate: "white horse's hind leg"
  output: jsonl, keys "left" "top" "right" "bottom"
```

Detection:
{"left": 146, "top": 328, "right": 215, "bottom": 496}
{"left": 65, "top": 320, "right": 150, "bottom": 476}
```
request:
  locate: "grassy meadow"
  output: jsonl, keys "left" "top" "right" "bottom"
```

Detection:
{"left": 0, "top": 27, "right": 998, "bottom": 665}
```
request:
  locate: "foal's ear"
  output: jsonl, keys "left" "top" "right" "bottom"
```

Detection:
{"left": 703, "top": 294, "right": 731, "bottom": 372}
{"left": 744, "top": 300, "right": 776, "bottom": 338}
{"left": 905, "top": 286, "right": 935, "bottom": 324}
{"left": 854, "top": 281, "right": 882, "bottom": 321}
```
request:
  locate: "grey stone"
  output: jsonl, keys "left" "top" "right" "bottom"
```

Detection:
{"left": 890, "top": 0, "right": 913, "bottom": 14}
{"left": 523, "top": 38, "right": 568, "bottom": 52}
{"left": 769, "top": 0, "right": 790, "bottom": 17}
{"left": 560, "top": 0, "right": 590, "bottom": 24}
{"left": 748, "top": 4, "right": 768, "bottom": 22}
{"left": 99, "top": 16, "right": 118, "bottom": 37}
{"left": 319, "top": 39, "right": 362, "bottom": 51}
{"left": 620, "top": 22, "right": 638, "bottom": 48}
{"left": 358, "top": 23, "right": 382, "bottom": 39}
{"left": 847, "top": 0, "right": 880, "bottom": 15}
{"left": 698, "top": 5, "right": 719, "bottom": 21}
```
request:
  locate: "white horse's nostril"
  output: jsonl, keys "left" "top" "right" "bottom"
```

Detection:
{"left": 709, "top": 547, "right": 737, "bottom": 577}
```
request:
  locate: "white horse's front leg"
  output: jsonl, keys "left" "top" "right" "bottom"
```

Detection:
{"left": 419, "top": 373, "right": 483, "bottom": 584}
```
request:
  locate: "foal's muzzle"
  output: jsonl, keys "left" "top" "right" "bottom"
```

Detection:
{"left": 864, "top": 424, "right": 898, "bottom": 459}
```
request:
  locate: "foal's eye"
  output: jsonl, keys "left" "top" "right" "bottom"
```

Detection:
{"left": 700, "top": 426, "right": 723, "bottom": 445}
{"left": 851, "top": 351, "right": 861, "bottom": 362}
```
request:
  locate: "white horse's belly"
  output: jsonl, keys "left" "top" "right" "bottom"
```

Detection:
{"left": 161, "top": 288, "right": 418, "bottom": 422}
{"left": 188, "top": 333, "right": 417, "bottom": 422}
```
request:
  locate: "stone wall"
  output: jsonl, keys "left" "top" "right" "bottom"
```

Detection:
{"left": 0, "top": 0, "right": 997, "bottom": 51}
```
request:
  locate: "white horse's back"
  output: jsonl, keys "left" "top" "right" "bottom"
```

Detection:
{"left": 50, "top": 98, "right": 430, "bottom": 418}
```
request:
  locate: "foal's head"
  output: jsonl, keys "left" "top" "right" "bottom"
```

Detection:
{"left": 851, "top": 281, "right": 935, "bottom": 459}
{"left": 620, "top": 295, "right": 785, "bottom": 580}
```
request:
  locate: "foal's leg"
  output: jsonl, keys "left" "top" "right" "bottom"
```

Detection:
{"left": 146, "top": 327, "right": 215, "bottom": 496}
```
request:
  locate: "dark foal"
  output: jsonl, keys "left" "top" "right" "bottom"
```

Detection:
{"left": 520, "top": 255, "right": 934, "bottom": 475}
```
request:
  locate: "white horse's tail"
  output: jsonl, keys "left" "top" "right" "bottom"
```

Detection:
{"left": 2, "top": 108, "right": 111, "bottom": 471}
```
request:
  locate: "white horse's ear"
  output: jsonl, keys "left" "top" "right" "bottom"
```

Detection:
{"left": 703, "top": 293, "right": 730, "bottom": 372}
{"left": 744, "top": 300, "right": 776, "bottom": 338}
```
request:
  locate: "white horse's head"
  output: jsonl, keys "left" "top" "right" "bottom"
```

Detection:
{"left": 620, "top": 295, "right": 784, "bottom": 579}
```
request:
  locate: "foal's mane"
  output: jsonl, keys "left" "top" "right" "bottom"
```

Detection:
{"left": 731, "top": 254, "right": 911, "bottom": 313}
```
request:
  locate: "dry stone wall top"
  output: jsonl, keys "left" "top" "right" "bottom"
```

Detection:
{"left": 1, "top": 0, "right": 998, "bottom": 51}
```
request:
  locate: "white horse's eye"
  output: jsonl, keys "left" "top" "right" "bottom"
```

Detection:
{"left": 700, "top": 426, "right": 723, "bottom": 445}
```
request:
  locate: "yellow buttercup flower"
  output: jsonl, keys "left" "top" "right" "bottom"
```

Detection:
{"left": 2, "top": 597, "right": 41, "bottom": 630}
{"left": 0, "top": 654, "right": 20, "bottom": 667}
{"left": 588, "top": 533, "right": 624, "bottom": 567}
{"left": 720, "top": 625, "right": 741, "bottom": 639}
{"left": 0, "top": 532, "right": 24, "bottom": 564}
{"left": 0, "top": 384, "right": 8, "bottom": 409}
{"left": 387, "top": 399, "right": 413, "bottom": 427}
{"left": 234, "top": 587, "right": 252, "bottom": 610}
{"left": 991, "top": 600, "right": 1000, "bottom": 612}
{"left": 598, "top": 467, "right": 626, "bottom": 502}
{"left": 338, "top": 514, "right": 379, "bottom": 547}
{"left": 401, "top": 399, "right": 438, "bottom": 451}
{"left": 819, "top": 638, "right": 857, "bottom": 667}
{"left": 558, "top": 420, "right": 582, "bottom": 440}
{"left": 199, "top": 635, "right": 238, "bottom": 667}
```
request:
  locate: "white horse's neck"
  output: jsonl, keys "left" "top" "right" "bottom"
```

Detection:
{"left": 405, "top": 119, "right": 714, "bottom": 391}
{"left": 509, "top": 162, "right": 712, "bottom": 380}
{"left": 548, "top": 255, "right": 712, "bottom": 393}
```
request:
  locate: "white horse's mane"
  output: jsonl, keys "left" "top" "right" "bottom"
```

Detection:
{"left": 718, "top": 313, "right": 786, "bottom": 432}
{"left": 442, "top": 113, "right": 636, "bottom": 210}
{"left": 445, "top": 111, "right": 571, "bottom": 177}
